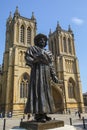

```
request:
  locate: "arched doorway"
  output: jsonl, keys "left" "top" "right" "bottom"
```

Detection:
{"left": 51, "top": 83, "right": 64, "bottom": 113}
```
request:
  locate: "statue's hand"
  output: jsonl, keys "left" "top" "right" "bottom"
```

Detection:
{"left": 35, "top": 53, "right": 45, "bottom": 60}
{"left": 52, "top": 77, "right": 63, "bottom": 84}
{"left": 53, "top": 76, "right": 58, "bottom": 83}
{"left": 33, "top": 53, "right": 44, "bottom": 62}
{"left": 36, "top": 53, "right": 49, "bottom": 64}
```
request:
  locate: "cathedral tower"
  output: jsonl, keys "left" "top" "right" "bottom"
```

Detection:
{"left": 1, "top": 7, "right": 37, "bottom": 113}
{"left": 48, "top": 23, "right": 84, "bottom": 112}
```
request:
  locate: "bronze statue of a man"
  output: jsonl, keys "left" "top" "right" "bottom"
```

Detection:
{"left": 24, "top": 33, "right": 58, "bottom": 122}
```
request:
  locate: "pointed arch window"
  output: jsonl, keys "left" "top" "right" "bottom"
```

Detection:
{"left": 51, "top": 41, "right": 54, "bottom": 55}
{"left": 20, "top": 82, "right": 24, "bottom": 98}
{"left": 20, "top": 74, "right": 29, "bottom": 98}
{"left": 27, "top": 27, "right": 31, "bottom": 45}
{"left": 68, "top": 79, "right": 75, "bottom": 98}
{"left": 68, "top": 38, "right": 72, "bottom": 54}
{"left": 16, "top": 23, "right": 19, "bottom": 42}
{"left": 54, "top": 38, "right": 57, "bottom": 55}
{"left": 20, "top": 25, "right": 24, "bottom": 43}
{"left": 63, "top": 37, "right": 67, "bottom": 53}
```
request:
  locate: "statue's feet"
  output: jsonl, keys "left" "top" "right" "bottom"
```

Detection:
{"left": 45, "top": 115, "right": 51, "bottom": 121}
{"left": 34, "top": 113, "right": 51, "bottom": 122}
{"left": 35, "top": 114, "right": 46, "bottom": 123}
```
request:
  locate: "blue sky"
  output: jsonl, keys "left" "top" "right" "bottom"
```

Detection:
{"left": 0, "top": 0, "right": 87, "bottom": 93}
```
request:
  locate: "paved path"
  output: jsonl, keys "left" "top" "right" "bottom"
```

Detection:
{"left": 0, "top": 113, "right": 87, "bottom": 130}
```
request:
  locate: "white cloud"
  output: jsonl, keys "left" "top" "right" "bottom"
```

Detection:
{"left": 72, "top": 17, "right": 84, "bottom": 25}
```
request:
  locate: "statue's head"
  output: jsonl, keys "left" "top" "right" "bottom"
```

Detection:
{"left": 34, "top": 33, "right": 48, "bottom": 48}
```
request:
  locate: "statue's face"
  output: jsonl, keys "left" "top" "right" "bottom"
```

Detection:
{"left": 38, "top": 38, "right": 47, "bottom": 48}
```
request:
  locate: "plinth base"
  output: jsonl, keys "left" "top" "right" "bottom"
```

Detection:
{"left": 20, "top": 120, "right": 64, "bottom": 130}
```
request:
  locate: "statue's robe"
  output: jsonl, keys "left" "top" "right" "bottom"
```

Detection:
{"left": 24, "top": 46, "right": 56, "bottom": 114}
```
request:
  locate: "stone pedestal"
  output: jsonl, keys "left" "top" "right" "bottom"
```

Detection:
{"left": 20, "top": 120, "right": 64, "bottom": 130}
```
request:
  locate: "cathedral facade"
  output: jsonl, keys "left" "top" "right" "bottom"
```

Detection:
{"left": 0, "top": 7, "right": 84, "bottom": 115}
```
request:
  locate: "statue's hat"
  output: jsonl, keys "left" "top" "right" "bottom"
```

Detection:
{"left": 34, "top": 33, "right": 48, "bottom": 44}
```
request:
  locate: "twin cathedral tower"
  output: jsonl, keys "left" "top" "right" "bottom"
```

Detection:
{"left": 0, "top": 7, "right": 84, "bottom": 114}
